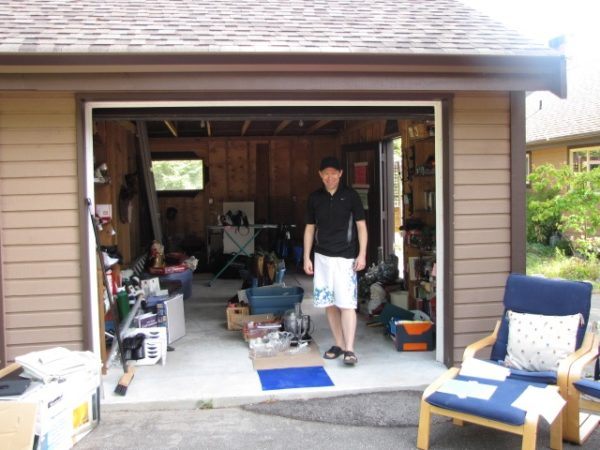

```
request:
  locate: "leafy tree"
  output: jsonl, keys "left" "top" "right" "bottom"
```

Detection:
{"left": 152, "top": 160, "right": 203, "bottom": 190}
{"left": 527, "top": 164, "right": 600, "bottom": 258}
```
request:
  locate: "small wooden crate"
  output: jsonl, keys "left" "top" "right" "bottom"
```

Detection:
{"left": 226, "top": 306, "right": 250, "bottom": 330}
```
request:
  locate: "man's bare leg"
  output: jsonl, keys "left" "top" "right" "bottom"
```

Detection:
{"left": 326, "top": 306, "right": 345, "bottom": 349}
{"left": 340, "top": 307, "right": 357, "bottom": 352}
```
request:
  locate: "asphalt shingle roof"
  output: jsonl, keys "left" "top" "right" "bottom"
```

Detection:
{"left": 0, "top": 0, "right": 555, "bottom": 56}
{"left": 526, "top": 58, "right": 600, "bottom": 144}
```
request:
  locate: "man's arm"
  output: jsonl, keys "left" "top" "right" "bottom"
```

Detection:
{"left": 354, "top": 220, "right": 367, "bottom": 271}
{"left": 303, "top": 224, "right": 315, "bottom": 275}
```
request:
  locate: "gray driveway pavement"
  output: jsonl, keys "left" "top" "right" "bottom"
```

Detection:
{"left": 74, "top": 293, "right": 600, "bottom": 450}
{"left": 75, "top": 390, "right": 600, "bottom": 450}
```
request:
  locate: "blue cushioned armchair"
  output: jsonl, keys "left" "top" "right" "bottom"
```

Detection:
{"left": 462, "top": 273, "right": 595, "bottom": 441}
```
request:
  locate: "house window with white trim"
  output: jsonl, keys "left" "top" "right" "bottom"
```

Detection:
{"left": 570, "top": 146, "right": 600, "bottom": 173}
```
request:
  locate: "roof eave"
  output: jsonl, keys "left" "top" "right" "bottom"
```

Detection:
{"left": 0, "top": 51, "right": 566, "bottom": 96}
{"left": 527, "top": 130, "right": 600, "bottom": 149}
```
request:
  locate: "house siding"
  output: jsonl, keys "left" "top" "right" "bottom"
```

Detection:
{"left": 0, "top": 92, "right": 83, "bottom": 361}
{"left": 531, "top": 145, "right": 567, "bottom": 168}
{"left": 452, "top": 92, "right": 511, "bottom": 363}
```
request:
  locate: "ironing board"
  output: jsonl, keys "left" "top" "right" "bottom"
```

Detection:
{"left": 206, "top": 224, "right": 278, "bottom": 286}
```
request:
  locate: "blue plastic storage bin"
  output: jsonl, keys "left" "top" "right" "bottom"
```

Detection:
{"left": 246, "top": 286, "right": 304, "bottom": 315}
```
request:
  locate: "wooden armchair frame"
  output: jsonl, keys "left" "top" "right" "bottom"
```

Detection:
{"left": 563, "top": 334, "right": 600, "bottom": 444}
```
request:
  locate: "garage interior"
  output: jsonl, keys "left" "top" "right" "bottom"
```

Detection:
{"left": 90, "top": 106, "right": 445, "bottom": 406}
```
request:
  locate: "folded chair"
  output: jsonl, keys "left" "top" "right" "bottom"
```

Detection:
{"left": 418, "top": 273, "right": 595, "bottom": 448}
{"left": 564, "top": 333, "right": 600, "bottom": 443}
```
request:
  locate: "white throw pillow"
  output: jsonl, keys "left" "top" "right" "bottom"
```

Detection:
{"left": 504, "top": 310, "right": 582, "bottom": 371}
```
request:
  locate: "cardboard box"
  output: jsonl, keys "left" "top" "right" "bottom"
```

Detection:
{"left": 133, "top": 312, "right": 158, "bottom": 328}
{"left": 18, "top": 377, "right": 100, "bottom": 450}
{"left": 226, "top": 305, "right": 250, "bottom": 330}
{"left": 389, "top": 320, "right": 434, "bottom": 351}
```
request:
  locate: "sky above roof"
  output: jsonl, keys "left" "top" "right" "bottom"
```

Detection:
{"left": 470, "top": 0, "right": 600, "bottom": 143}
{"left": 0, "top": 0, "right": 557, "bottom": 56}
{"left": 462, "top": 0, "right": 599, "bottom": 60}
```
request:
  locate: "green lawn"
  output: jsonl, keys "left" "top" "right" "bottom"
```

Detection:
{"left": 526, "top": 243, "right": 600, "bottom": 292}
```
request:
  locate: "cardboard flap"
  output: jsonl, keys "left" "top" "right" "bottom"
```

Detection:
{"left": 0, "top": 402, "right": 37, "bottom": 450}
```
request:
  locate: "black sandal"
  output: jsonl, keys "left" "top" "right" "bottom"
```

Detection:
{"left": 343, "top": 351, "right": 358, "bottom": 366}
{"left": 323, "top": 346, "right": 344, "bottom": 359}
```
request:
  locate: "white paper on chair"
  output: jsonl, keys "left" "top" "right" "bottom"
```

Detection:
{"left": 459, "top": 359, "right": 510, "bottom": 381}
{"left": 437, "top": 379, "right": 497, "bottom": 400}
{"left": 511, "top": 385, "right": 566, "bottom": 424}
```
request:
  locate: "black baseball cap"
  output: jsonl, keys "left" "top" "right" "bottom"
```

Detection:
{"left": 319, "top": 156, "right": 342, "bottom": 171}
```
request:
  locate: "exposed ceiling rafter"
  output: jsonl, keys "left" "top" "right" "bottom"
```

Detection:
{"left": 305, "top": 119, "right": 332, "bottom": 135}
{"left": 241, "top": 120, "right": 251, "bottom": 136}
{"left": 274, "top": 120, "right": 291, "bottom": 135}
{"left": 163, "top": 120, "right": 178, "bottom": 137}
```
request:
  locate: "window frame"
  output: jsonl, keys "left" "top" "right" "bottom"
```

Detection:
{"left": 151, "top": 151, "right": 205, "bottom": 197}
{"left": 569, "top": 146, "right": 600, "bottom": 173}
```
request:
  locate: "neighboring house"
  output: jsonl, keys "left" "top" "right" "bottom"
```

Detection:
{"left": 0, "top": 0, "right": 565, "bottom": 369}
{"left": 526, "top": 56, "right": 600, "bottom": 174}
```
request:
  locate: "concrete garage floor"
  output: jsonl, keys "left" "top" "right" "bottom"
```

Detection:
{"left": 101, "top": 272, "right": 447, "bottom": 411}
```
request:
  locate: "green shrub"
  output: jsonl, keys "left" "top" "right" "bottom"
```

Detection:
{"left": 527, "top": 164, "right": 600, "bottom": 258}
{"left": 527, "top": 243, "right": 600, "bottom": 291}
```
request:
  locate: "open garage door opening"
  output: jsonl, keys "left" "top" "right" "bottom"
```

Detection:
{"left": 83, "top": 102, "right": 445, "bottom": 405}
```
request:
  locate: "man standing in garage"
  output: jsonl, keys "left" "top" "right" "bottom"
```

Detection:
{"left": 303, "top": 156, "right": 368, "bottom": 366}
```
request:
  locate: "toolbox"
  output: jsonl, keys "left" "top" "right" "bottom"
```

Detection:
{"left": 389, "top": 319, "right": 434, "bottom": 351}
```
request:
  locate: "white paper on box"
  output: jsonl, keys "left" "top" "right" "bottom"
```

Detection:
{"left": 511, "top": 385, "right": 566, "bottom": 424}
{"left": 459, "top": 358, "right": 510, "bottom": 381}
{"left": 436, "top": 379, "right": 497, "bottom": 400}
{"left": 16, "top": 348, "right": 99, "bottom": 384}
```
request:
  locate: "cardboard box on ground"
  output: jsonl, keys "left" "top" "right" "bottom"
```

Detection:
{"left": 0, "top": 347, "right": 101, "bottom": 450}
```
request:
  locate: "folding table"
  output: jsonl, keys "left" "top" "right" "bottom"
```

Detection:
{"left": 206, "top": 224, "right": 278, "bottom": 286}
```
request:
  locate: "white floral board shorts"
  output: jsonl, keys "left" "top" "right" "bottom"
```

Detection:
{"left": 313, "top": 253, "right": 357, "bottom": 309}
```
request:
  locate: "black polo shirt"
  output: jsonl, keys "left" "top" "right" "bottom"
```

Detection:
{"left": 306, "top": 184, "right": 366, "bottom": 259}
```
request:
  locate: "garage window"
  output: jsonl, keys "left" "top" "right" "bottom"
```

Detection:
{"left": 151, "top": 152, "right": 204, "bottom": 195}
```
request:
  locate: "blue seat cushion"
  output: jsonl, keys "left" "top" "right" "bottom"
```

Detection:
{"left": 426, "top": 375, "right": 547, "bottom": 426}
{"left": 574, "top": 379, "right": 600, "bottom": 399}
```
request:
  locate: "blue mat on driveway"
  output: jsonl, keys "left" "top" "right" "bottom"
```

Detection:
{"left": 257, "top": 366, "right": 334, "bottom": 390}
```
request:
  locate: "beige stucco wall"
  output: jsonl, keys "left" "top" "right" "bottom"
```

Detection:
{"left": 452, "top": 92, "right": 512, "bottom": 363}
{"left": 530, "top": 145, "right": 567, "bottom": 169}
{"left": 0, "top": 92, "right": 83, "bottom": 361}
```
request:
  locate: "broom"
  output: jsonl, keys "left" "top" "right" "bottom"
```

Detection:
{"left": 86, "top": 198, "right": 135, "bottom": 395}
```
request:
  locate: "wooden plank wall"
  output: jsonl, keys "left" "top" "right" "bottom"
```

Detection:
{"left": 149, "top": 136, "right": 337, "bottom": 252}
{"left": 0, "top": 92, "right": 83, "bottom": 361}
{"left": 93, "top": 121, "right": 139, "bottom": 264}
{"left": 452, "top": 92, "right": 512, "bottom": 363}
